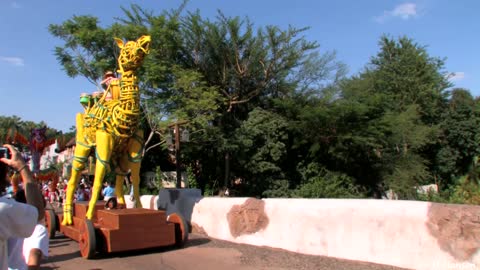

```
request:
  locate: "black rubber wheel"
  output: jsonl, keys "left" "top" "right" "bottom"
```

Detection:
{"left": 45, "top": 209, "right": 57, "bottom": 239}
{"left": 167, "top": 212, "right": 188, "bottom": 247}
{"left": 79, "top": 219, "right": 96, "bottom": 259}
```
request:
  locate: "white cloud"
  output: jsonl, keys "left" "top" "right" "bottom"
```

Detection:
{"left": 392, "top": 3, "right": 417, "bottom": 19}
{"left": 0, "top": 56, "right": 25, "bottom": 67}
{"left": 449, "top": 72, "right": 466, "bottom": 81}
{"left": 374, "top": 3, "right": 418, "bottom": 23}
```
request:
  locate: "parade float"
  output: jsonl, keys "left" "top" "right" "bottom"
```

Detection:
{"left": 46, "top": 35, "right": 187, "bottom": 259}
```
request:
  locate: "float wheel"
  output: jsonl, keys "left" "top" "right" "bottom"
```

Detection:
{"left": 167, "top": 212, "right": 188, "bottom": 247}
{"left": 45, "top": 209, "right": 57, "bottom": 239}
{"left": 79, "top": 219, "right": 96, "bottom": 259}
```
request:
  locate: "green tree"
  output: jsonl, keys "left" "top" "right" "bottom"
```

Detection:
{"left": 230, "top": 108, "right": 290, "bottom": 197}
{"left": 448, "top": 156, "right": 480, "bottom": 205}
{"left": 369, "top": 35, "right": 450, "bottom": 123}
{"left": 288, "top": 35, "right": 450, "bottom": 198}
{"left": 0, "top": 115, "right": 24, "bottom": 143}
{"left": 293, "top": 162, "right": 364, "bottom": 198}
{"left": 176, "top": 11, "right": 323, "bottom": 191}
{"left": 435, "top": 88, "right": 480, "bottom": 187}
{"left": 358, "top": 36, "right": 449, "bottom": 198}
{"left": 48, "top": 16, "right": 119, "bottom": 86}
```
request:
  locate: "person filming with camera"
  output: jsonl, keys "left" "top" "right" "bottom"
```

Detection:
{"left": 0, "top": 144, "right": 45, "bottom": 270}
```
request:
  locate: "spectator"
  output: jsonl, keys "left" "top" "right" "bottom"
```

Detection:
{"left": 102, "top": 181, "right": 115, "bottom": 201}
{"left": 47, "top": 184, "right": 58, "bottom": 206}
{"left": 42, "top": 183, "right": 49, "bottom": 203}
{"left": 62, "top": 180, "right": 68, "bottom": 202}
{"left": 0, "top": 144, "right": 45, "bottom": 270}
{"left": 76, "top": 184, "right": 88, "bottom": 201}
{"left": 125, "top": 173, "right": 134, "bottom": 202}
{"left": 5, "top": 183, "right": 14, "bottom": 198}
{"left": 12, "top": 189, "right": 49, "bottom": 270}
{"left": 57, "top": 183, "right": 64, "bottom": 207}
{"left": 84, "top": 182, "right": 91, "bottom": 201}
{"left": 129, "top": 183, "right": 134, "bottom": 202}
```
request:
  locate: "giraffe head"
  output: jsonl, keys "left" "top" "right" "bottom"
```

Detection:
{"left": 115, "top": 35, "right": 151, "bottom": 73}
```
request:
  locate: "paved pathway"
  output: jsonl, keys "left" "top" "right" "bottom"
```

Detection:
{"left": 39, "top": 233, "right": 411, "bottom": 270}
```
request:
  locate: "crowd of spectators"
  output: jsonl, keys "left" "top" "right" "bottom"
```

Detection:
{"left": 1, "top": 147, "right": 120, "bottom": 270}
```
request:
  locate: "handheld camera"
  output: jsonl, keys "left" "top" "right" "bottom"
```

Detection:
{"left": 0, "top": 147, "right": 10, "bottom": 159}
{"left": 0, "top": 147, "right": 9, "bottom": 185}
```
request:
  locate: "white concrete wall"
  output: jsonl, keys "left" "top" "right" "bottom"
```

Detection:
{"left": 130, "top": 195, "right": 480, "bottom": 270}
{"left": 124, "top": 194, "right": 157, "bottom": 209}
{"left": 190, "top": 198, "right": 479, "bottom": 270}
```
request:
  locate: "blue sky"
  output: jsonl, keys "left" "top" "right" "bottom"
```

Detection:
{"left": 0, "top": 0, "right": 478, "bottom": 132}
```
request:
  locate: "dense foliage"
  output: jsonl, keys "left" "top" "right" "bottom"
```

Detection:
{"left": 35, "top": 3, "right": 480, "bottom": 203}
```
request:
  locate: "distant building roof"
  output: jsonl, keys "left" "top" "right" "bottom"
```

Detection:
{"left": 65, "top": 137, "right": 76, "bottom": 147}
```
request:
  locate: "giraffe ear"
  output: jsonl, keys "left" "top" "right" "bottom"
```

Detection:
{"left": 114, "top": 38, "right": 124, "bottom": 49}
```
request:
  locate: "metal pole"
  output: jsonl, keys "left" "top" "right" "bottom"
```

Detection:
{"left": 175, "top": 123, "right": 181, "bottom": 188}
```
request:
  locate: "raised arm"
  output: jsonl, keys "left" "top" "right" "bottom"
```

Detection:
{"left": 1, "top": 144, "right": 45, "bottom": 221}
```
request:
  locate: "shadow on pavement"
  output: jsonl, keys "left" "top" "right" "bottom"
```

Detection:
{"left": 87, "top": 234, "right": 211, "bottom": 260}
{"left": 44, "top": 236, "right": 82, "bottom": 264}
{"left": 48, "top": 236, "right": 75, "bottom": 249}
{"left": 42, "top": 250, "right": 81, "bottom": 265}
{"left": 183, "top": 236, "right": 211, "bottom": 248}
{"left": 49, "top": 238, "right": 72, "bottom": 244}
{"left": 48, "top": 243, "right": 70, "bottom": 248}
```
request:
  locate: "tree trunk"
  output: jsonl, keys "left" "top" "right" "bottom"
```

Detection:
{"left": 224, "top": 152, "right": 230, "bottom": 187}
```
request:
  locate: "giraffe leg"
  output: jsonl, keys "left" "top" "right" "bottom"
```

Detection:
{"left": 115, "top": 172, "right": 126, "bottom": 206}
{"left": 130, "top": 160, "right": 143, "bottom": 209}
{"left": 86, "top": 131, "right": 114, "bottom": 220}
{"left": 119, "top": 129, "right": 144, "bottom": 208}
{"left": 62, "top": 113, "right": 91, "bottom": 226}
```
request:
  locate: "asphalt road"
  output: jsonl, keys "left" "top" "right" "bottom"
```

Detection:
{"left": 39, "top": 233, "right": 411, "bottom": 270}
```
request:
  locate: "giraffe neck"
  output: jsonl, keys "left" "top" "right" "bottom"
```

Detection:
{"left": 106, "top": 69, "right": 141, "bottom": 139}
{"left": 119, "top": 70, "right": 139, "bottom": 104}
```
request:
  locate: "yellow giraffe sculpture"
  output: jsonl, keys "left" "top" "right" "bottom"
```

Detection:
{"left": 62, "top": 35, "right": 151, "bottom": 225}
